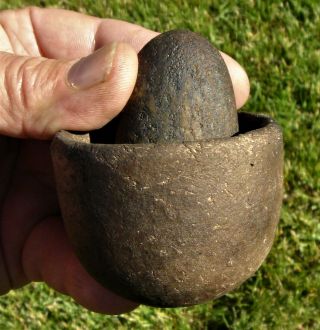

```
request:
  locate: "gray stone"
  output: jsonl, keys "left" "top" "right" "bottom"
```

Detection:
{"left": 51, "top": 112, "right": 283, "bottom": 307}
{"left": 115, "top": 30, "right": 238, "bottom": 144}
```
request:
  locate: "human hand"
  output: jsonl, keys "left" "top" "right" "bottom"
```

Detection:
{"left": 0, "top": 7, "right": 250, "bottom": 314}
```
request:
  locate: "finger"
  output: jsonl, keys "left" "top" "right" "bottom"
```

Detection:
{"left": 0, "top": 140, "right": 58, "bottom": 290}
{"left": 25, "top": 7, "right": 158, "bottom": 58}
{"left": 22, "top": 217, "right": 138, "bottom": 314}
{"left": 221, "top": 52, "right": 250, "bottom": 109}
{"left": 0, "top": 42, "right": 138, "bottom": 139}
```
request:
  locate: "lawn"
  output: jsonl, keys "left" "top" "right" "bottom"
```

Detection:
{"left": 0, "top": 0, "right": 319, "bottom": 329}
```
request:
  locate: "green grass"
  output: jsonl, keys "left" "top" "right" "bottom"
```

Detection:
{"left": 0, "top": 0, "right": 319, "bottom": 329}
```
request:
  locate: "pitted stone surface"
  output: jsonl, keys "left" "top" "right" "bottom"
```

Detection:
{"left": 115, "top": 30, "right": 238, "bottom": 144}
{"left": 51, "top": 113, "right": 283, "bottom": 307}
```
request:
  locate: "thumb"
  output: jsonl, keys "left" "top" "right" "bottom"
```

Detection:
{"left": 0, "top": 43, "right": 138, "bottom": 139}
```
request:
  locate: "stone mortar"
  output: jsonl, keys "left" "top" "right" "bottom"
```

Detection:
{"left": 51, "top": 112, "right": 283, "bottom": 307}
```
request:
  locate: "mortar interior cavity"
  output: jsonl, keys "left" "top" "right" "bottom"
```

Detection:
{"left": 62, "top": 112, "right": 272, "bottom": 145}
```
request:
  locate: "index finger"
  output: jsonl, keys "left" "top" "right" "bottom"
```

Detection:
{"left": 29, "top": 7, "right": 158, "bottom": 59}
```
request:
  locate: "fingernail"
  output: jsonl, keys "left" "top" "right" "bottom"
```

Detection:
{"left": 68, "top": 43, "right": 117, "bottom": 90}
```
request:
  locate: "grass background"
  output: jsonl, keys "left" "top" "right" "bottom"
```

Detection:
{"left": 0, "top": 0, "right": 319, "bottom": 329}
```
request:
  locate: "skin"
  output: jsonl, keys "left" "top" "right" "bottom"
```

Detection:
{"left": 0, "top": 7, "right": 250, "bottom": 314}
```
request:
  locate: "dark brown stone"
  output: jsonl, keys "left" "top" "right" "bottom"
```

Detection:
{"left": 51, "top": 113, "right": 283, "bottom": 307}
{"left": 115, "top": 30, "right": 238, "bottom": 144}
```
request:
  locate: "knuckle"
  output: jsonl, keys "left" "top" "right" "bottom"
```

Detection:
{"left": 4, "top": 55, "right": 65, "bottom": 112}
{"left": 1, "top": 53, "right": 66, "bottom": 137}
{"left": 4, "top": 55, "right": 37, "bottom": 111}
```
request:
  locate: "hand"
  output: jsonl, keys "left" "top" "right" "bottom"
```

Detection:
{"left": 0, "top": 7, "right": 250, "bottom": 314}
